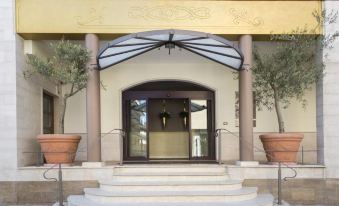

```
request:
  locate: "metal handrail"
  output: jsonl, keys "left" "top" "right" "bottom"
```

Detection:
{"left": 23, "top": 151, "right": 79, "bottom": 206}
{"left": 101, "top": 128, "right": 126, "bottom": 165}
{"left": 25, "top": 151, "right": 79, "bottom": 206}
{"left": 42, "top": 163, "right": 58, "bottom": 182}
{"left": 300, "top": 146, "right": 320, "bottom": 165}
{"left": 215, "top": 128, "right": 298, "bottom": 205}
{"left": 23, "top": 130, "right": 124, "bottom": 206}
{"left": 42, "top": 163, "right": 64, "bottom": 206}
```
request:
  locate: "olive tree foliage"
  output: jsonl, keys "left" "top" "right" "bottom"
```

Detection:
{"left": 24, "top": 40, "right": 90, "bottom": 133}
{"left": 252, "top": 10, "right": 339, "bottom": 133}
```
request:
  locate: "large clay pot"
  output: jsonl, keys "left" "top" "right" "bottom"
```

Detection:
{"left": 259, "top": 133, "right": 303, "bottom": 164}
{"left": 37, "top": 134, "right": 81, "bottom": 164}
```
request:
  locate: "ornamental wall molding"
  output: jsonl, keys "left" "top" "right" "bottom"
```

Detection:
{"left": 74, "top": 6, "right": 264, "bottom": 29}
{"left": 75, "top": 8, "right": 104, "bottom": 26}
{"left": 17, "top": 0, "right": 320, "bottom": 35}
{"left": 229, "top": 8, "right": 264, "bottom": 27}
{"left": 128, "top": 5, "right": 211, "bottom": 21}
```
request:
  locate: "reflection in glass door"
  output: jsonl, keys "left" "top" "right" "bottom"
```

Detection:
{"left": 148, "top": 99, "right": 189, "bottom": 159}
{"left": 191, "top": 100, "right": 209, "bottom": 158}
{"left": 128, "top": 100, "right": 147, "bottom": 158}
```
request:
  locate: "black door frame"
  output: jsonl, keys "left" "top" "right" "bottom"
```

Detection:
{"left": 122, "top": 90, "right": 215, "bottom": 162}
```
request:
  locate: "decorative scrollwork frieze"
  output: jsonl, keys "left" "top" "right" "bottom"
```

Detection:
{"left": 75, "top": 8, "right": 103, "bottom": 26}
{"left": 229, "top": 8, "right": 264, "bottom": 27}
{"left": 128, "top": 5, "right": 211, "bottom": 21}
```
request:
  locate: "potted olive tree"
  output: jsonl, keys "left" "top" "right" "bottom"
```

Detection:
{"left": 253, "top": 11, "right": 338, "bottom": 164}
{"left": 25, "top": 40, "right": 89, "bottom": 164}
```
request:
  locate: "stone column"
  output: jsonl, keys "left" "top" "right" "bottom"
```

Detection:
{"left": 238, "top": 35, "right": 254, "bottom": 161}
{"left": 85, "top": 34, "right": 101, "bottom": 162}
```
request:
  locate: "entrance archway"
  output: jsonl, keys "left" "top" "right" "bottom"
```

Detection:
{"left": 86, "top": 30, "right": 254, "bottom": 163}
{"left": 122, "top": 80, "right": 215, "bottom": 162}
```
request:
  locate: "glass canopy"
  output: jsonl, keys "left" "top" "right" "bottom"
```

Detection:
{"left": 97, "top": 29, "right": 244, "bottom": 70}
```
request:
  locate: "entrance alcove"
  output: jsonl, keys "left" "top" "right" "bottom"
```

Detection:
{"left": 98, "top": 48, "right": 237, "bottom": 162}
{"left": 122, "top": 80, "right": 215, "bottom": 162}
{"left": 59, "top": 30, "right": 317, "bottom": 164}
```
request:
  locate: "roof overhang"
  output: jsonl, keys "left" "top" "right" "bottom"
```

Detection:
{"left": 97, "top": 29, "right": 244, "bottom": 71}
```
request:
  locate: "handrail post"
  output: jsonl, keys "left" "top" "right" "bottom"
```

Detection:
{"left": 40, "top": 152, "right": 44, "bottom": 166}
{"left": 58, "top": 163, "right": 64, "bottom": 206}
{"left": 278, "top": 162, "right": 282, "bottom": 205}
{"left": 218, "top": 130, "right": 222, "bottom": 164}
{"left": 301, "top": 146, "right": 304, "bottom": 165}
{"left": 213, "top": 128, "right": 298, "bottom": 205}
{"left": 120, "top": 130, "right": 124, "bottom": 166}
{"left": 37, "top": 152, "right": 41, "bottom": 166}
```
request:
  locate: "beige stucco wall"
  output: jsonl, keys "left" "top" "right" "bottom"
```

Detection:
{"left": 65, "top": 42, "right": 316, "bottom": 133}
{"left": 16, "top": 39, "right": 60, "bottom": 166}
{"left": 62, "top": 41, "right": 317, "bottom": 162}
{"left": 14, "top": 39, "right": 317, "bottom": 164}
{"left": 1, "top": 0, "right": 337, "bottom": 184}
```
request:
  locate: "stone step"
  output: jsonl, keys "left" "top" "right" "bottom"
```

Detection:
{"left": 99, "top": 179, "right": 243, "bottom": 191}
{"left": 83, "top": 187, "right": 258, "bottom": 203}
{"left": 68, "top": 194, "right": 274, "bottom": 206}
{"left": 113, "top": 165, "right": 227, "bottom": 175}
{"left": 112, "top": 172, "right": 229, "bottom": 181}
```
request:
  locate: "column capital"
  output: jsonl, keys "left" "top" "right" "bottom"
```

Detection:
{"left": 241, "top": 63, "right": 252, "bottom": 71}
{"left": 88, "top": 63, "right": 99, "bottom": 70}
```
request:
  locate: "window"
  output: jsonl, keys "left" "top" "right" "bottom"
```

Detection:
{"left": 235, "top": 91, "right": 256, "bottom": 127}
{"left": 43, "top": 92, "right": 54, "bottom": 134}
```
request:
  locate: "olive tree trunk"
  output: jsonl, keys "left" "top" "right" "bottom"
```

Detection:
{"left": 273, "top": 86, "right": 285, "bottom": 133}
{"left": 58, "top": 83, "right": 84, "bottom": 134}
{"left": 60, "top": 97, "right": 67, "bottom": 134}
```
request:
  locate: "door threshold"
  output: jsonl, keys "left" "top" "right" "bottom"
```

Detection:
{"left": 122, "top": 160, "right": 218, "bottom": 164}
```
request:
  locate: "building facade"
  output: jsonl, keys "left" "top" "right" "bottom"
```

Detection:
{"left": 0, "top": 0, "right": 338, "bottom": 205}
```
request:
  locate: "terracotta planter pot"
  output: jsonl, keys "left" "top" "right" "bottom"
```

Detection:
{"left": 37, "top": 134, "right": 81, "bottom": 164}
{"left": 259, "top": 133, "right": 303, "bottom": 164}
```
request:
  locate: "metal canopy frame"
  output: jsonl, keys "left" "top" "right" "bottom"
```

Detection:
{"left": 97, "top": 29, "right": 244, "bottom": 71}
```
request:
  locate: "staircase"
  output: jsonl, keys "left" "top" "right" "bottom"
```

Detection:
{"left": 68, "top": 164, "right": 274, "bottom": 206}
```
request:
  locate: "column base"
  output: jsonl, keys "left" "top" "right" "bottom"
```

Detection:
{"left": 236, "top": 161, "right": 259, "bottom": 166}
{"left": 82, "top": 162, "right": 106, "bottom": 167}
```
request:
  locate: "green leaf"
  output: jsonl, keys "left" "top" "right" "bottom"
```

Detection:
{"left": 252, "top": 10, "right": 338, "bottom": 132}
{"left": 24, "top": 40, "right": 90, "bottom": 133}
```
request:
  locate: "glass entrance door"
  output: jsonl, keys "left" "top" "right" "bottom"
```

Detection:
{"left": 190, "top": 100, "right": 211, "bottom": 159}
{"left": 148, "top": 99, "right": 190, "bottom": 159}
{"left": 127, "top": 99, "right": 147, "bottom": 159}
{"left": 123, "top": 89, "right": 215, "bottom": 161}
